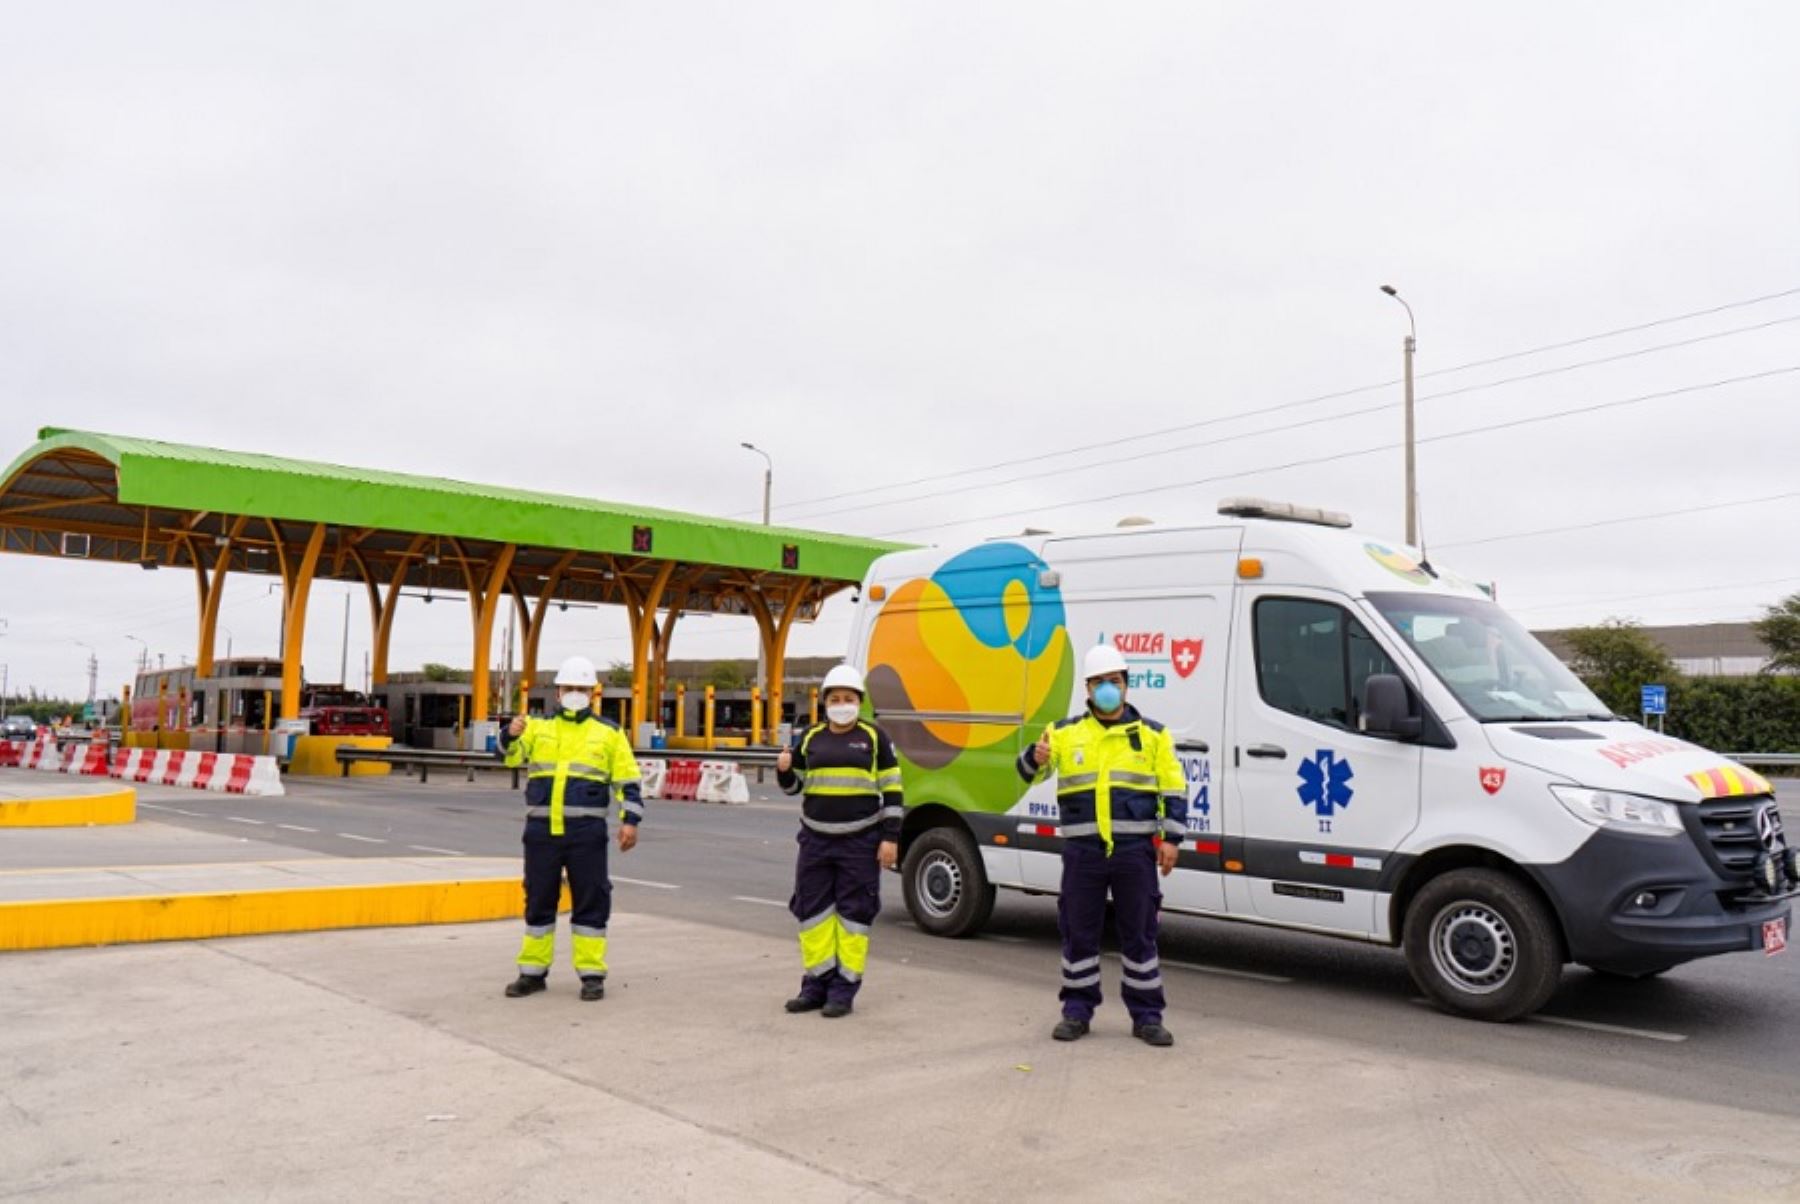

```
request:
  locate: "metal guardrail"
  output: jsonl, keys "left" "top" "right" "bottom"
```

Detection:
{"left": 334, "top": 744, "right": 783, "bottom": 785}
{"left": 1728, "top": 753, "right": 1800, "bottom": 768}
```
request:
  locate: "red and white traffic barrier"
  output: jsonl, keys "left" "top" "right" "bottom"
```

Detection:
{"left": 101, "top": 747, "right": 284, "bottom": 796}
{"left": 60, "top": 742, "right": 111, "bottom": 777}
{"left": 641, "top": 757, "right": 745, "bottom": 804}
{"left": 0, "top": 739, "right": 23, "bottom": 768}
{"left": 21, "top": 732, "right": 60, "bottom": 772}
{"left": 696, "top": 760, "right": 749, "bottom": 805}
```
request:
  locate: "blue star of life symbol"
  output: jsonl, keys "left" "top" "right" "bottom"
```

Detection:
{"left": 1297, "top": 750, "right": 1353, "bottom": 826}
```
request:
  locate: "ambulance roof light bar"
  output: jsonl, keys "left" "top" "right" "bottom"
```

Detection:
{"left": 1217, "top": 497, "right": 1353, "bottom": 529}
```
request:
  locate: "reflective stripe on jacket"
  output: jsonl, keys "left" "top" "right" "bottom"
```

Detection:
{"left": 777, "top": 720, "right": 904, "bottom": 840}
{"left": 1017, "top": 704, "right": 1187, "bottom": 853}
{"left": 499, "top": 709, "right": 644, "bottom": 836}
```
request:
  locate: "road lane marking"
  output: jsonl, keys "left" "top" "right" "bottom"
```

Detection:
{"left": 1105, "top": 952, "right": 1292, "bottom": 984}
{"left": 612, "top": 876, "right": 680, "bottom": 890}
{"left": 169, "top": 808, "right": 203, "bottom": 817}
{"left": 139, "top": 803, "right": 171, "bottom": 812}
{"left": 732, "top": 896, "right": 788, "bottom": 908}
{"left": 1533, "top": 1015, "right": 1688, "bottom": 1043}
{"left": 1408, "top": 998, "right": 1685, "bottom": 1043}
{"left": 277, "top": 824, "right": 318, "bottom": 833}
{"left": 225, "top": 817, "right": 264, "bottom": 826}
{"left": 336, "top": 833, "right": 386, "bottom": 844}
{"left": 409, "top": 845, "right": 464, "bottom": 856}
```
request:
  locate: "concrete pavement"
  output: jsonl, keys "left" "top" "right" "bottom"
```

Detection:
{"left": 4, "top": 911, "right": 1799, "bottom": 1202}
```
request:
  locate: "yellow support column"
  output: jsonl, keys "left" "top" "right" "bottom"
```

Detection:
{"left": 627, "top": 562, "right": 677, "bottom": 746}
{"left": 675, "top": 685, "right": 686, "bottom": 740}
{"left": 467, "top": 544, "right": 517, "bottom": 725}
{"left": 809, "top": 687, "right": 819, "bottom": 726}
{"left": 750, "top": 686, "right": 763, "bottom": 747}
{"left": 279, "top": 524, "right": 328, "bottom": 721}
{"left": 704, "top": 685, "right": 716, "bottom": 751}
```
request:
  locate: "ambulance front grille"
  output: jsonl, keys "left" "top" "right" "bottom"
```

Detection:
{"left": 1693, "top": 796, "right": 1770, "bottom": 876}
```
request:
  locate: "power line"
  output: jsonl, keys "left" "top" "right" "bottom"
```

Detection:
{"left": 1437, "top": 492, "right": 1800, "bottom": 551}
{"left": 876, "top": 366, "right": 1799, "bottom": 537}
{"left": 745, "top": 285, "right": 1800, "bottom": 518}
{"left": 1509, "top": 574, "right": 1800, "bottom": 616}
{"left": 779, "top": 315, "right": 1800, "bottom": 524}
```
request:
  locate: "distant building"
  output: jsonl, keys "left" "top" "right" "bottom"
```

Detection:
{"left": 1534, "top": 622, "right": 1771, "bottom": 677}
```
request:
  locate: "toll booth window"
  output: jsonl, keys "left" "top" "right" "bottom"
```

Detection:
{"left": 189, "top": 693, "right": 206, "bottom": 726}
{"left": 1254, "top": 598, "right": 1400, "bottom": 732}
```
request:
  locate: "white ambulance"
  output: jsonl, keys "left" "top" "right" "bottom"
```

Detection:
{"left": 851, "top": 499, "right": 1795, "bottom": 1020}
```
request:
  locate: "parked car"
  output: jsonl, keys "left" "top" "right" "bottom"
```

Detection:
{"left": 1, "top": 715, "right": 38, "bottom": 740}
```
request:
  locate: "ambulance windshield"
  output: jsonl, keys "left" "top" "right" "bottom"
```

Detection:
{"left": 1368, "top": 593, "right": 1612, "bottom": 723}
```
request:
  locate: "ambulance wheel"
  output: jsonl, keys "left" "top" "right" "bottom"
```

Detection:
{"left": 1403, "top": 869, "right": 1563, "bottom": 1022}
{"left": 902, "top": 826, "right": 995, "bottom": 938}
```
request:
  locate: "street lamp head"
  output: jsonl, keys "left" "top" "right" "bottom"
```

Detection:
{"left": 1380, "top": 284, "right": 1398, "bottom": 297}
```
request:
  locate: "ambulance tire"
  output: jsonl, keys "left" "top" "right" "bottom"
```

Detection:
{"left": 902, "top": 826, "right": 995, "bottom": 938}
{"left": 1403, "top": 868, "right": 1563, "bottom": 1022}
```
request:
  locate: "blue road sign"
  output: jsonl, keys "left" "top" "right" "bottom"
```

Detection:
{"left": 1641, "top": 684, "right": 1668, "bottom": 716}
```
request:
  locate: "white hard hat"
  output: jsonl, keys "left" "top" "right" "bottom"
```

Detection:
{"left": 1083, "top": 643, "right": 1129, "bottom": 681}
{"left": 821, "top": 664, "right": 866, "bottom": 695}
{"left": 554, "top": 655, "right": 599, "bottom": 688}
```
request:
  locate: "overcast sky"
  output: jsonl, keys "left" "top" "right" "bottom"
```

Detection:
{"left": 3, "top": 2, "right": 1797, "bottom": 700}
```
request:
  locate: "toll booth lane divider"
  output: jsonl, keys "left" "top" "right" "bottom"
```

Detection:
{"left": 0, "top": 860, "right": 572, "bottom": 953}
{"left": 0, "top": 785, "right": 136, "bottom": 828}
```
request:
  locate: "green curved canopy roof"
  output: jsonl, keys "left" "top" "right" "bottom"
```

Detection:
{"left": 3, "top": 428, "right": 904, "bottom": 583}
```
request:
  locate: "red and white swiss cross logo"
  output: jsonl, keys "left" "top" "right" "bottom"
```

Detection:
{"left": 1170, "top": 639, "right": 1204, "bottom": 680}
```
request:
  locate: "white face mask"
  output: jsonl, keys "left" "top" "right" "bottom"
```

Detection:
{"left": 560, "top": 690, "right": 591, "bottom": 712}
{"left": 826, "top": 703, "right": 861, "bottom": 727}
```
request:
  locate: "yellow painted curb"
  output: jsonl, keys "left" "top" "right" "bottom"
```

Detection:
{"left": 0, "top": 878, "right": 570, "bottom": 952}
{"left": 0, "top": 786, "right": 136, "bottom": 828}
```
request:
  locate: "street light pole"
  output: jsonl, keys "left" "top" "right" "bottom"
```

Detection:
{"left": 740, "top": 442, "right": 773, "bottom": 525}
{"left": 73, "top": 641, "right": 98, "bottom": 706}
{"left": 740, "top": 442, "right": 776, "bottom": 738}
{"left": 1380, "top": 285, "right": 1419, "bottom": 546}
{"left": 125, "top": 634, "right": 148, "bottom": 674}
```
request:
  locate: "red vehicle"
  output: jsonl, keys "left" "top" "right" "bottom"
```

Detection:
{"left": 299, "top": 689, "right": 391, "bottom": 737}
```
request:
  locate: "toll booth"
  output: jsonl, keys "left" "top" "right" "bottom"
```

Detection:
{"left": 130, "top": 658, "right": 286, "bottom": 754}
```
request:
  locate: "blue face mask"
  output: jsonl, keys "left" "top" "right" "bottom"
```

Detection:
{"left": 1091, "top": 681, "right": 1124, "bottom": 713}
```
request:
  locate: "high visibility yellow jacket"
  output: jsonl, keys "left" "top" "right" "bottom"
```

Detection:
{"left": 1017, "top": 705, "right": 1188, "bottom": 853}
{"left": 499, "top": 708, "right": 644, "bottom": 837}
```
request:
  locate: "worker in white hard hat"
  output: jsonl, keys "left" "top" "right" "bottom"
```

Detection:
{"left": 496, "top": 654, "right": 644, "bottom": 1001}
{"left": 774, "top": 663, "right": 903, "bottom": 1017}
{"left": 1016, "top": 642, "right": 1189, "bottom": 1047}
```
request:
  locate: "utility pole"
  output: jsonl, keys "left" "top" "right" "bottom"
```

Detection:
{"left": 1380, "top": 284, "right": 1419, "bottom": 546}
{"left": 1, "top": 663, "right": 9, "bottom": 721}
{"left": 740, "top": 442, "right": 775, "bottom": 719}
{"left": 339, "top": 590, "right": 350, "bottom": 687}
{"left": 499, "top": 605, "right": 515, "bottom": 715}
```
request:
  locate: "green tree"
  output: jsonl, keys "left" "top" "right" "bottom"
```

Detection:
{"left": 604, "top": 661, "right": 635, "bottom": 688}
{"left": 706, "top": 660, "right": 748, "bottom": 690}
{"left": 1752, "top": 592, "right": 1800, "bottom": 674}
{"left": 422, "top": 663, "right": 471, "bottom": 683}
{"left": 1562, "top": 619, "right": 1679, "bottom": 717}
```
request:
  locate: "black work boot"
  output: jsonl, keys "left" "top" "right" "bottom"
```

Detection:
{"left": 821, "top": 1000, "right": 853, "bottom": 1019}
{"left": 1132, "top": 1023, "right": 1174, "bottom": 1047}
{"left": 1052, "top": 1017, "right": 1090, "bottom": 1042}
{"left": 504, "top": 974, "right": 547, "bottom": 998}
{"left": 785, "top": 995, "right": 825, "bottom": 1014}
{"left": 580, "top": 977, "right": 605, "bottom": 1002}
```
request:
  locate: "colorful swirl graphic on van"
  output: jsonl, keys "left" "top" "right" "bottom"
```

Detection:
{"left": 867, "top": 543, "right": 1073, "bottom": 813}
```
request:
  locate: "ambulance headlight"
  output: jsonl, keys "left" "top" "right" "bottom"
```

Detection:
{"left": 1753, "top": 853, "right": 1782, "bottom": 895}
{"left": 1550, "top": 786, "right": 1684, "bottom": 838}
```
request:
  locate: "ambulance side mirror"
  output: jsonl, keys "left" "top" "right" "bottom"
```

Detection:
{"left": 1362, "top": 674, "right": 1422, "bottom": 741}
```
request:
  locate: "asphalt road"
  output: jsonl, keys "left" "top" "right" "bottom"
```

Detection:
{"left": 121, "top": 772, "right": 1800, "bottom": 1121}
